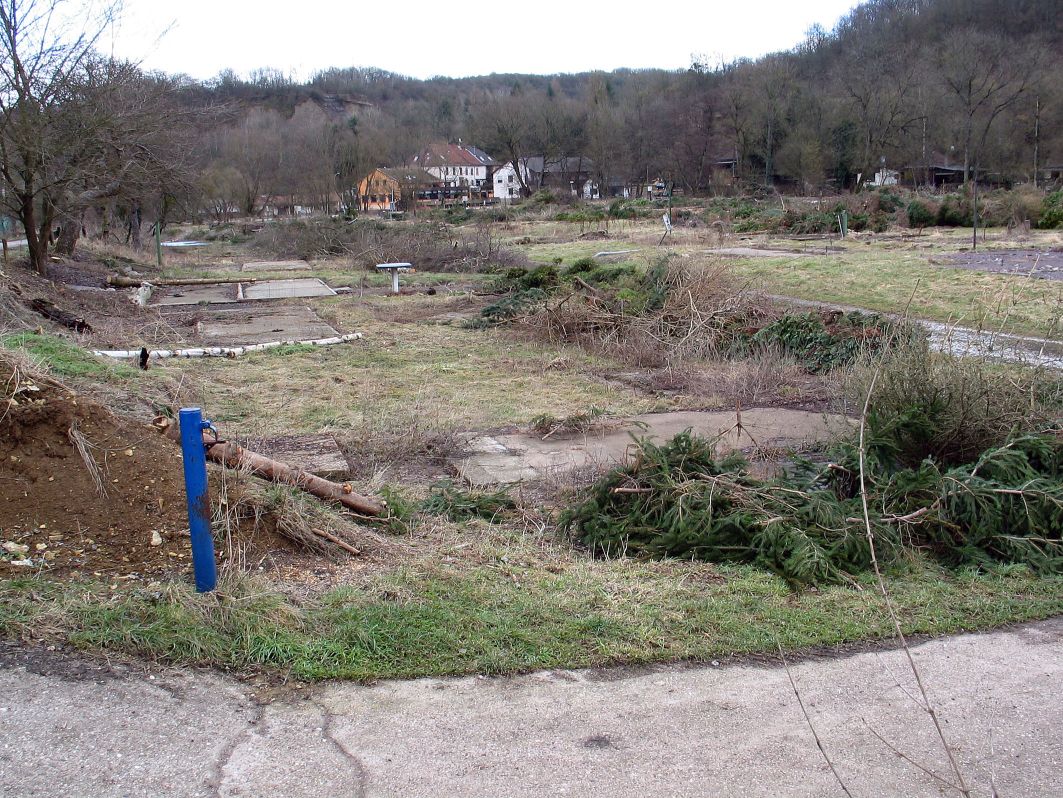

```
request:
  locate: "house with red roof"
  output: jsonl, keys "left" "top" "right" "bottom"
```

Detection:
{"left": 412, "top": 142, "right": 498, "bottom": 200}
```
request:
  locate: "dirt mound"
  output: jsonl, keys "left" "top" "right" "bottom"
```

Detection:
{"left": 0, "top": 365, "right": 201, "bottom": 581}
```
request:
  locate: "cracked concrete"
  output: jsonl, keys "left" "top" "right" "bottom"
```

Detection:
{"left": 1, "top": 619, "right": 1060, "bottom": 797}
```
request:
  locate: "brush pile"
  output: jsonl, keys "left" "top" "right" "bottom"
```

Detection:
{"left": 473, "top": 256, "right": 911, "bottom": 371}
{"left": 562, "top": 425, "right": 1063, "bottom": 586}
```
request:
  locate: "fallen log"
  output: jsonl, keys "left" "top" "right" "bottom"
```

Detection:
{"left": 153, "top": 416, "right": 385, "bottom": 517}
{"left": 25, "top": 297, "right": 92, "bottom": 332}
{"left": 106, "top": 275, "right": 255, "bottom": 288}
{"left": 208, "top": 440, "right": 385, "bottom": 516}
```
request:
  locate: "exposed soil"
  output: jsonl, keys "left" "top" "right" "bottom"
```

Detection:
{"left": 0, "top": 373, "right": 199, "bottom": 580}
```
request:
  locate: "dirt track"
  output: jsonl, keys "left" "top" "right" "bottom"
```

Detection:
{"left": 1, "top": 618, "right": 1059, "bottom": 797}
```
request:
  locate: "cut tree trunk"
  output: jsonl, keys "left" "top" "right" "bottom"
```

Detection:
{"left": 152, "top": 417, "right": 385, "bottom": 517}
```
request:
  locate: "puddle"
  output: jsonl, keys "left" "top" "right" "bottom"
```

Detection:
{"left": 941, "top": 248, "right": 1063, "bottom": 280}
{"left": 454, "top": 408, "right": 852, "bottom": 486}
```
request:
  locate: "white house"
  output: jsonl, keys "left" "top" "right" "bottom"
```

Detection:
{"left": 413, "top": 142, "right": 497, "bottom": 191}
{"left": 493, "top": 155, "right": 597, "bottom": 200}
{"left": 493, "top": 161, "right": 522, "bottom": 200}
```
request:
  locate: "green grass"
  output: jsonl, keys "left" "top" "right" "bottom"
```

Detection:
{"left": 2, "top": 561, "right": 1059, "bottom": 680}
{"left": 1, "top": 332, "right": 138, "bottom": 380}
{"left": 724, "top": 246, "right": 1062, "bottom": 337}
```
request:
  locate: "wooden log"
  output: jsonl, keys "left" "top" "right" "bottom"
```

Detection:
{"left": 152, "top": 416, "right": 384, "bottom": 517}
{"left": 106, "top": 275, "right": 255, "bottom": 288}
{"left": 207, "top": 440, "right": 385, "bottom": 516}
{"left": 25, "top": 297, "right": 92, "bottom": 332}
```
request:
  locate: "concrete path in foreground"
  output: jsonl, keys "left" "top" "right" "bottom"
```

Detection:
{"left": 1, "top": 619, "right": 1060, "bottom": 797}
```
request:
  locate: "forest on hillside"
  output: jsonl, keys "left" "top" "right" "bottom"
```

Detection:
{"left": 2, "top": 0, "right": 1062, "bottom": 270}
{"left": 190, "top": 0, "right": 1063, "bottom": 207}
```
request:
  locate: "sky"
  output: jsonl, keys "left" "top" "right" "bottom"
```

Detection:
{"left": 103, "top": 0, "right": 862, "bottom": 82}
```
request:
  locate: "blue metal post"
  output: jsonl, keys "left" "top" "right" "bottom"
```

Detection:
{"left": 179, "top": 407, "right": 217, "bottom": 592}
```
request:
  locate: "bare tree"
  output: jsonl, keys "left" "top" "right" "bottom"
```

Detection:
{"left": 937, "top": 29, "right": 1041, "bottom": 184}
{"left": 470, "top": 93, "right": 534, "bottom": 197}
{"left": 0, "top": 0, "right": 190, "bottom": 272}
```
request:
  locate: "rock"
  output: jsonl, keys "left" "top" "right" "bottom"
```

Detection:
{"left": 9, "top": 559, "right": 33, "bottom": 567}
{"left": 150, "top": 530, "right": 163, "bottom": 547}
{"left": 2, "top": 541, "right": 29, "bottom": 555}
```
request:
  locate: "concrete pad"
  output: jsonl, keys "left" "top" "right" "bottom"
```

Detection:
{"left": 250, "top": 434, "right": 349, "bottom": 478}
{"left": 241, "top": 260, "right": 311, "bottom": 272}
{"left": 455, "top": 408, "right": 852, "bottom": 485}
{"left": 198, "top": 307, "right": 338, "bottom": 346}
{"left": 240, "top": 279, "right": 336, "bottom": 300}
{"left": 152, "top": 283, "right": 239, "bottom": 306}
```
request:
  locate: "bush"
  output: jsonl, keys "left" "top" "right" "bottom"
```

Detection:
{"left": 1038, "top": 190, "right": 1063, "bottom": 229}
{"left": 420, "top": 481, "right": 515, "bottom": 522}
{"left": 749, "top": 311, "right": 909, "bottom": 373}
{"left": 877, "top": 189, "right": 903, "bottom": 214}
{"left": 846, "top": 343, "right": 1060, "bottom": 468}
{"left": 561, "top": 426, "right": 1063, "bottom": 585}
{"left": 936, "top": 194, "right": 972, "bottom": 227}
{"left": 905, "top": 199, "right": 936, "bottom": 229}
{"left": 563, "top": 257, "right": 597, "bottom": 277}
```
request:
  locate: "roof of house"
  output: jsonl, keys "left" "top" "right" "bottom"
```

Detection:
{"left": 413, "top": 143, "right": 497, "bottom": 169}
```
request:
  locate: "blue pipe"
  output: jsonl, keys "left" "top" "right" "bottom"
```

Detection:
{"left": 179, "top": 407, "right": 217, "bottom": 592}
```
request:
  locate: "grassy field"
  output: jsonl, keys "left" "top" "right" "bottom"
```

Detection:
{"left": 156, "top": 295, "right": 657, "bottom": 439}
{"left": 506, "top": 222, "right": 1063, "bottom": 337}
{"left": 3, "top": 560, "right": 1059, "bottom": 681}
{"left": 2, "top": 215, "right": 1060, "bottom": 682}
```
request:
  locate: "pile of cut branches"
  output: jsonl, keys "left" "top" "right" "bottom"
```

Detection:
{"left": 561, "top": 426, "right": 1063, "bottom": 585}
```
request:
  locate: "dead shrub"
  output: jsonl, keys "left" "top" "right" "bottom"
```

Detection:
{"left": 334, "top": 394, "right": 460, "bottom": 479}
{"left": 211, "top": 464, "right": 402, "bottom": 562}
{"left": 520, "top": 258, "right": 770, "bottom": 367}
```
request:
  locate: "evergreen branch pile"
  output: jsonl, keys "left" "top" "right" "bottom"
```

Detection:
{"left": 561, "top": 427, "right": 1063, "bottom": 585}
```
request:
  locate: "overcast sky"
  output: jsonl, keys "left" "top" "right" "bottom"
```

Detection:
{"left": 105, "top": 0, "right": 862, "bottom": 81}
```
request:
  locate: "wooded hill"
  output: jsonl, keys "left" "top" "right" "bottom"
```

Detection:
{"left": 3, "top": 0, "right": 1061, "bottom": 272}
{"left": 188, "top": 0, "right": 1063, "bottom": 209}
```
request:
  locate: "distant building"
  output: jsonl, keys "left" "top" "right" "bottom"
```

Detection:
{"left": 870, "top": 168, "right": 900, "bottom": 187}
{"left": 357, "top": 168, "right": 437, "bottom": 212}
{"left": 494, "top": 155, "right": 596, "bottom": 199}
{"left": 412, "top": 142, "right": 497, "bottom": 199}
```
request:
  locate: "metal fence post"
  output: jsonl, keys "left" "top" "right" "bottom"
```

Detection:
{"left": 178, "top": 407, "right": 217, "bottom": 592}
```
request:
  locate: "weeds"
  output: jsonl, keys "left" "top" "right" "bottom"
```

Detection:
{"left": 420, "top": 480, "right": 516, "bottom": 523}
{"left": 529, "top": 406, "right": 608, "bottom": 438}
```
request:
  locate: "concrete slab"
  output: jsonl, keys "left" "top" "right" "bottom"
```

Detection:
{"left": 241, "top": 260, "right": 311, "bottom": 272}
{"left": 197, "top": 307, "right": 338, "bottom": 345}
{"left": 152, "top": 283, "right": 239, "bottom": 306}
{"left": 455, "top": 408, "right": 852, "bottom": 485}
{"left": 240, "top": 278, "right": 336, "bottom": 300}
{"left": 249, "top": 434, "right": 349, "bottom": 478}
